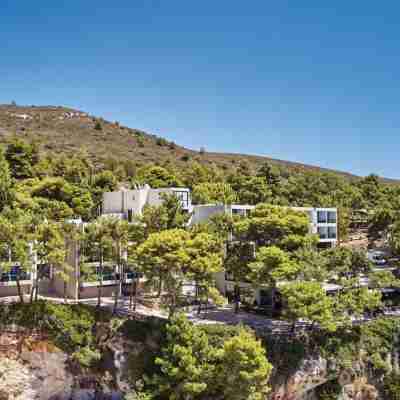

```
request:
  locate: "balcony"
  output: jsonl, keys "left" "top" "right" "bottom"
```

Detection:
{"left": 80, "top": 263, "right": 119, "bottom": 287}
{"left": 0, "top": 268, "right": 31, "bottom": 286}
{"left": 124, "top": 271, "right": 143, "bottom": 282}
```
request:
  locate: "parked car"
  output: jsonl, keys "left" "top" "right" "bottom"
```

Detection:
{"left": 368, "top": 251, "right": 387, "bottom": 265}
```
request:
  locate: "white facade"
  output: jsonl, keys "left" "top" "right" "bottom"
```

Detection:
{"left": 292, "top": 207, "right": 338, "bottom": 247}
{"left": 102, "top": 185, "right": 192, "bottom": 220}
{"left": 192, "top": 204, "right": 338, "bottom": 299}
{"left": 192, "top": 204, "right": 338, "bottom": 247}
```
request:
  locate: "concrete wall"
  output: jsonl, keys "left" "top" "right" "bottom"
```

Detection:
{"left": 0, "top": 283, "right": 31, "bottom": 297}
{"left": 102, "top": 187, "right": 192, "bottom": 220}
{"left": 102, "top": 189, "right": 149, "bottom": 217}
{"left": 102, "top": 191, "right": 124, "bottom": 214}
{"left": 191, "top": 205, "right": 225, "bottom": 225}
{"left": 78, "top": 285, "right": 117, "bottom": 299}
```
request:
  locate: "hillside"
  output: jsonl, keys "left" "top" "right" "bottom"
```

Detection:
{"left": 0, "top": 104, "right": 385, "bottom": 181}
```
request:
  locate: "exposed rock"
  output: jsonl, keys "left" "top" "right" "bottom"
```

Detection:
{"left": 20, "top": 350, "right": 74, "bottom": 399}
{"left": 0, "top": 358, "right": 37, "bottom": 400}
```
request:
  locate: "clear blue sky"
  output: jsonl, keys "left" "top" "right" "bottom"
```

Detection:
{"left": 2, "top": 1, "right": 400, "bottom": 178}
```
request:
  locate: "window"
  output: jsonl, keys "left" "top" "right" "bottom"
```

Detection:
{"left": 0, "top": 266, "right": 30, "bottom": 282}
{"left": 328, "top": 226, "right": 337, "bottom": 239}
{"left": 125, "top": 264, "right": 143, "bottom": 280}
{"left": 225, "top": 272, "right": 234, "bottom": 281}
{"left": 174, "top": 191, "right": 190, "bottom": 208}
{"left": 232, "top": 208, "right": 246, "bottom": 217}
{"left": 328, "top": 211, "right": 337, "bottom": 224}
{"left": 38, "top": 264, "right": 51, "bottom": 279}
{"left": 259, "top": 289, "right": 273, "bottom": 306}
{"left": 317, "top": 211, "right": 327, "bottom": 223}
{"left": 81, "top": 264, "right": 117, "bottom": 282}
{"left": 317, "top": 226, "right": 328, "bottom": 239}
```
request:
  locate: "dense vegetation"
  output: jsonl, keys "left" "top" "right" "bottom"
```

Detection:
{"left": 2, "top": 107, "right": 400, "bottom": 398}
{"left": 3, "top": 301, "right": 400, "bottom": 399}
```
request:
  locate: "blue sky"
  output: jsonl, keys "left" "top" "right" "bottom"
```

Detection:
{"left": 2, "top": 1, "right": 400, "bottom": 178}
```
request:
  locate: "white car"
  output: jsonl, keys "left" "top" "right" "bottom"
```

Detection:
{"left": 368, "top": 251, "right": 387, "bottom": 265}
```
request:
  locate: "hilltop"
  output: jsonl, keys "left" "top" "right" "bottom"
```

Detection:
{"left": 0, "top": 104, "right": 387, "bottom": 181}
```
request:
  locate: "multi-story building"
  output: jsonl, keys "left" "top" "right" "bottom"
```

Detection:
{"left": 191, "top": 204, "right": 338, "bottom": 304}
{"left": 0, "top": 185, "right": 193, "bottom": 300}
{"left": 191, "top": 204, "right": 338, "bottom": 247}
{"left": 63, "top": 185, "right": 193, "bottom": 300}
{"left": 0, "top": 185, "right": 338, "bottom": 304}
{"left": 292, "top": 207, "right": 338, "bottom": 248}
{"left": 102, "top": 185, "right": 192, "bottom": 220}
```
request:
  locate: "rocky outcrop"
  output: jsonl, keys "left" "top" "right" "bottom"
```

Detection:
{"left": 0, "top": 328, "right": 123, "bottom": 400}
{"left": 268, "top": 355, "right": 381, "bottom": 400}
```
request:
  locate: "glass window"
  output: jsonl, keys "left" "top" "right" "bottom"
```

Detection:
{"left": 81, "top": 264, "right": 117, "bottom": 282}
{"left": 225, "top": 272, "right": 234, "bottom": 281}
{"left": 232, "top": 209, "right": 246, "bottom": 217}
{"left": 317, "top": 211, "right": 327, "bottom": 223}
{"left": 174, "top": 191, "right": 189, "bottom": 208}
{"left": 318, "top": 226, "right": 328, "bottom": 239}
{"left": 328, "top": 211, "right": 337, "bottom": 223}
{"left": 0, "top": 266, "right": 30, "bottom": 282}
{"left": 328, "top": 226, "right": 337, "bottom": 239}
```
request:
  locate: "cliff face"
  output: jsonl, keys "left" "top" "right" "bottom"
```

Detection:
{"left": 0, "top": 329, "right": 121, "bottom": 400}
{"left": 268, "top": 356, "right": 379, "bottom": 400}
{"left": 1, "top": 318, "right": 398, "bottom": 400}
{"left": 0, "top": 330, "right": 73, "bottom": 399}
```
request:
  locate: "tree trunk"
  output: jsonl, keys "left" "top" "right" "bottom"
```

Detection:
{"left": 196, "top": 282, "right": 202, "bottom": 315}
{"left": 234, "top": 284, "right": 240, "bottom": 314}
{"left": 34, "top": 271, "right": 39, "bottom": 302}
{"left": 157, "top": 274, "right": 163, "bottom": 298}
{"left": 97, "top": 249, "right": 103, "bottom": 308}
{"left": 270, "top": 285, "right": 276, "bottom": 317}
{"left": 168, "top": 280, "right": 181, "bottom": 319}
{"left": 130, "top": 277, "right": 138, "bottom": 311}
{"left": 16, "top": 271, "right": 24, "bottom": 304}
{"left": 291, "top": 321, "right": 296, "bottom": 335}
{"left": 129, "top": 276, "right": 134, "bottom": 310}
{"left": 29, "top": 282, "right": 34, "bottom": 303}
{"left": 64, "top": 278, "right": 67, "bottom": 304}
{"left": 113, "top": 245, "right": 121, "bottom": 315}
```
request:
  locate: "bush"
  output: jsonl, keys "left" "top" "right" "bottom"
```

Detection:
{"left": 156, "top": 137, "right": 168, "bottom": 147}
{"left": 72, "top": 346, "right": 102, "bottom": 368}
{"left": 181, "top": 154, "right": 190, "bottom": 162}
{"left": 94, "top": 121, "right": 102, "bottom": 131}
{"left": 0, "top": 301, "right": 111, "bottom": 355}
{"left": 383, "top": 373, "right": 400, "bottom": 400}
{"left": 137, "top": 136, "right": 145, "bottom": 148}
{"left": 314, "top": 379, "right": 342, "bottom": 400}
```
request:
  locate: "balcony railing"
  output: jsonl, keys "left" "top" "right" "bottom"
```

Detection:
{"left": 0, "top": 272, "right": 31, "bottom": 283}
{"left": 125, "top": 271, "right": 143, "bottom": 280}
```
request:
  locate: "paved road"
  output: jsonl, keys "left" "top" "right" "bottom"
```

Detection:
{"left": 3, "top": 295, "right": 400, "bottom": 335}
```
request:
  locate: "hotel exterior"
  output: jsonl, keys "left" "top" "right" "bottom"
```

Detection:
{"left": 0, "top": 186, "right": 338, "bottom": 302}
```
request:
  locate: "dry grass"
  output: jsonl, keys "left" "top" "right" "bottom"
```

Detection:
{"left": 0, "top": 104, "right": 393, "bottom": 182}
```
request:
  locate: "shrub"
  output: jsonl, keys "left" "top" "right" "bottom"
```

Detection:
{"left": 156, "top": 137, "right": 168, "bottom": 147}
{"left": 94, "top": 121, "right": 102, "bottom": 131}
{"left": 181, "top": 154, "right": 190, "bottom": 162}
{"left": 137, "top": 136, "right": 145, "bottom": 148}
{"left": 383, "top": 373, "right": 400, "bottom": 400}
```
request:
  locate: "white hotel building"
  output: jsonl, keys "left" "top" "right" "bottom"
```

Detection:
{"left": 0, "top": 186, "right": 337, "bottom": 301}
